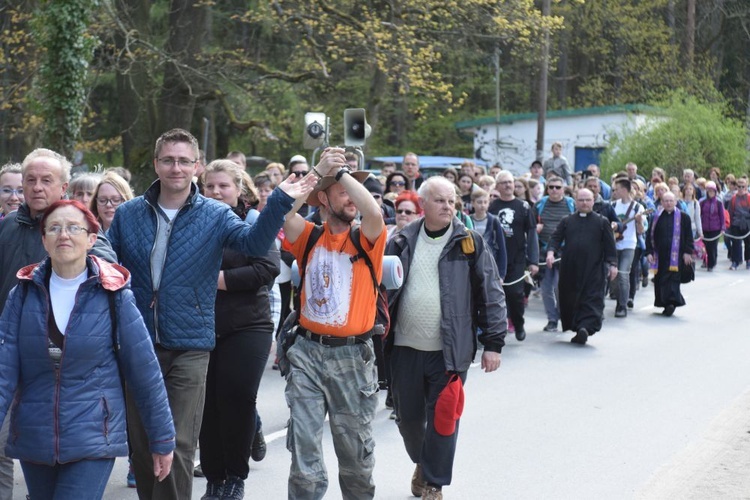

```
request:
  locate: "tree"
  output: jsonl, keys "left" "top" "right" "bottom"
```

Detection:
{"left": 36, "top": 0, "right": 100, "bottom": 157}
{"left": 599, "top": 91, "right": 748, "bottom": 179}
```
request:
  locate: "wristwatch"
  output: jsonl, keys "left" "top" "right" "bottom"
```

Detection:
{"left": 335, "top": 167, "right": 351, "bottom": 182}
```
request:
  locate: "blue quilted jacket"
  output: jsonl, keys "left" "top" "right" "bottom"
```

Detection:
{"left": 0, "top": 256, "right": 175, "bottom": 465}
{"left": 107, "top": 181, "right": 294, "bottom": 350}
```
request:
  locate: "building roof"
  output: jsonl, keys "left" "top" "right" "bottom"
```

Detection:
{"left": 455, "top": 104, "right": 658, "bottom": 130}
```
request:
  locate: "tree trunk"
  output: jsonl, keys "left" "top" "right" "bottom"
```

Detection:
{"left": 685, "top": 0, "right": 695, "bottom": 69}
{"left": 157, "top": 0, "right": 209, "bottom": 133}
{"left": 114, "top": 0, "right": 155, "bottom": 173}
{"left": 536, "top": 0, "right": 551, "bottom": 160}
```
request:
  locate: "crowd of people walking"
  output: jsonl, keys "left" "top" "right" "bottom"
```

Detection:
{"left": 0, "top": 133, "right": 747, "bottom": 500}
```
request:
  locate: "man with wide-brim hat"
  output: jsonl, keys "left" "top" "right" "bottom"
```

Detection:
{"left": 282, "top": 147, "right": 386, "bottom": 499}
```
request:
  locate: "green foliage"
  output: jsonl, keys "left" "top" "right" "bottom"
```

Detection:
{"left": 599, "top": 91, "right": 749, "bottom": 180}
{"left": 36, "top": 0, "right": 100, "bottom": 157}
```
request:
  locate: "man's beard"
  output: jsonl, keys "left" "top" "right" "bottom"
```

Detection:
{"left": 329, "top": 204, "right": 357, "bottom": 224}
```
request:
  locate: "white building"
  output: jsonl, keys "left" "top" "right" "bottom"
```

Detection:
{"left": 455, "top": 104, "right": 656, "bottom": 176}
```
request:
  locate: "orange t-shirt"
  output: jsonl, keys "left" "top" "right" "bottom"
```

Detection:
{"left": 288, "top": 222, "right": 386, "bottom": 337}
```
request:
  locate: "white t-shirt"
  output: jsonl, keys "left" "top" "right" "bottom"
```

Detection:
{"left": 49, "top": 268, "right": 88, "bottom": 333}
{"left": 613, "top": 199, "right": 642, "bottom": 250}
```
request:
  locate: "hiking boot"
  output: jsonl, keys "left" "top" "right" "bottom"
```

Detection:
{"left": 615, "top": 306, "right": 627, "bottom": 318}
{"left": 542, "top": 321, "right": 558, "bottom": 332}
{"left": 201, "top": 481, "right": 224, "bottom": 500}
{"left": 221, "top": 476, "right": 244, "bottom": 500}
{"left": 571, "top": 328, "right": 588, "bottom": 345}
{"left": 251, "top": 425, "right": 267, "bottom": 462}
{"left": 422, "top": 484, "right": 443, "bottom": 499}
{"left": 515, "top": 329, "right": 526, "bottom": 341}
{"left": 411, "top": 464, "right": 424, "bottom": 497}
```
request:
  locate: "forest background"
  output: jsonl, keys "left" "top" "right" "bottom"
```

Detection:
{"left": 0, "top": 0, "right": 748, "bottom": 190}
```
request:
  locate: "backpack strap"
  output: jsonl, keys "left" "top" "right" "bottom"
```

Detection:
{"left": 348, "top": 226, "right": 379, "bottom": 292}
{"left": 297, "top": 224, "right": 325, "bottom": 293}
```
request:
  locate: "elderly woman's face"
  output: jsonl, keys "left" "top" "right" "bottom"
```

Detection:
{"left": 395, "top": 200, "right": 419, "bottom": 229}
{"left": 42, "top": 205, "right": 96, "bottom": 268}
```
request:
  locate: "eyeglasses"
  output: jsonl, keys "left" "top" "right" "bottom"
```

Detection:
{"left": 45, "top": 224, "right": 90, "bottom": 236}
{"left": 391, "top": 181, "right": 406, "bottom": 187}
{"left": 157, "top": 157, "right": 197, "bottom": 168}
{"left": 96, "top": 197, "right": 124, "bottom": 207}
{"left": 0, "top": 188, "right": 23, "bottom": 197}
{"left": 547, "top": 185, "right": 563, "bottom": 190}
{"left": 739, "top": 185, "right": 748, "bottom": 189}
{"left": 397, "top": 209, "right": 415, "bottom": 215}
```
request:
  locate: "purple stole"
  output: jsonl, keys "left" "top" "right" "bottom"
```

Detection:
{"left": 651, "top": 208, "right": 682, "bottom": 272}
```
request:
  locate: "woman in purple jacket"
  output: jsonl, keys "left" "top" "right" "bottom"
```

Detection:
{"left": 700, "top": 181, "right": 725, "bottom": 271}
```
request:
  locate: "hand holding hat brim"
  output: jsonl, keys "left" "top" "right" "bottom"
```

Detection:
{"left": 306, "top": 170, "right": 371, "bottom": 207}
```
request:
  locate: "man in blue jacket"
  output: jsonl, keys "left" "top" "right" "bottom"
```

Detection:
{"left": 107, "top": 128, "right": 321, "bottom": 499}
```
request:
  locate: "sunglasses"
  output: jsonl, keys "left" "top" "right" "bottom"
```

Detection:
{"left": 547, "top": 185, "right": 563, "bottom": 190}
{"left": 371, "top": 193, "right": 382, "bottom": 199}
{"left": 291, "top": 171, "right": 306, "bottom": 178}
{"left": 391, "top": 181, "right": 406, "bottom": 187}
{"left": 397, "top": 209, "right": 415, "bottom": 215}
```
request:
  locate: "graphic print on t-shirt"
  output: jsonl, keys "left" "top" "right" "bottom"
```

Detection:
{"left": 303, "top": 246, "right": 354, "bottom": 327}
{"left": 497, "top": 207, "right": 516, "bottom": 237}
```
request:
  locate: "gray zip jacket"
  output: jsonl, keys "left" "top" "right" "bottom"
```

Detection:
{"left": 386, "top": 217, "right": 507, "bottom": 372}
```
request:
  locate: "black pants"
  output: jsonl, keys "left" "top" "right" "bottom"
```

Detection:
{"left": 730, "top": 227, "right": 750, "bottom": 265}
{"left": 704, "top": 230, "right": 721, "bottom": 269}
{"left": 390, "top": 347, "right": 466, "bottom": 488}
{"left": 505, "top": 264, "right": 527, "bottom": 333}
{"left": 629, "top": 247, "right": 643, "bottom": 300}
{"left": 199, "top": 330, "right": 272, "bottom": 482}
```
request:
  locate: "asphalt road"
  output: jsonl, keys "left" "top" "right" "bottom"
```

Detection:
{"left": 10, "top": 253, "right": 750, "bottom": 499}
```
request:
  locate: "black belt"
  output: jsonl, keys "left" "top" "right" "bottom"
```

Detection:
{"left": 297, "top": 328, "right": 372, "bottom": 347}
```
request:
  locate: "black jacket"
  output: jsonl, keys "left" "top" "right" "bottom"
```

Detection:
{"left": 215, "top": 205, "right": 281, "bottom": 338}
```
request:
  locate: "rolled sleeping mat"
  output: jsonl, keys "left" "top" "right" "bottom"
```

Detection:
{"left": 291, "top": 255, "right": 403, "bottom": 290}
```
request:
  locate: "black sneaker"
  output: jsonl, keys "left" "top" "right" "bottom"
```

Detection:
{"left": 542, "top": 321, "right": 558, "bottom": 332}
{"left": 200, "top": 481, "right": 224, "bottom": 500}
{"left": 627, "top": 299, "right": 634, "bottom": 309}
{"left": 641, "top": 275, "right": 649, "bottom": 287}
{"left": 221, "top": 476, "right": 244, "bottom": 500}
{"left": 515, "top": 329, "right": 526, "bottom": 341}
{"left": 571, "top": 328, "right": 588, "bottom": 345}
{"left": 615, "top": 306, "right": 627, "bottom": 318}
{"left": 251, "top": 426, "right": 267, "bottom": 462}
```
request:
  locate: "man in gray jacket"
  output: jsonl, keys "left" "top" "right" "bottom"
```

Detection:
{"left": 386, "top": 176, "right": 507, "bottom": 500}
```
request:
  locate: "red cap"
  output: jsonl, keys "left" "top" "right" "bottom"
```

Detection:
{"left": 434, "top": 374, "right": 465, "bottom": 436}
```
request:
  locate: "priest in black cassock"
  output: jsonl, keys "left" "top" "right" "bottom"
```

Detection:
{"left": 645, "top": 192, "right": 694, "bottom": 316}
{"left": 546, "top": 188, "right": 618, "bottom": 344}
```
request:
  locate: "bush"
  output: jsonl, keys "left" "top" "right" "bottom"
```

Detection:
{"left": 600, "top": 92, "right": 748, "bottom": 181}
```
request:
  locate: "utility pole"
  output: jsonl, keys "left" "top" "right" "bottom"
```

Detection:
{"left": 536, "top": 0, "right": 551, "bottom": 162}
{"left": 494, "top": 46, "right": 501, "bottom": 165}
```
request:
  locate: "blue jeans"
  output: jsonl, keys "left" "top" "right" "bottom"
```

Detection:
{"left": 540, "top": 265, "right": 560, "bottom": 322}
{"left": 22, "top": 458, "right": 115, "bottom": 499}
{"left": 616, "top": 248, "right": 635, "bottom": 308}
